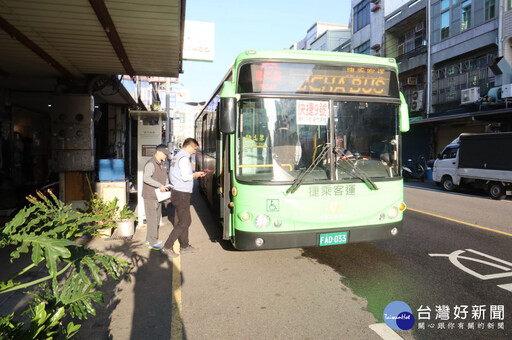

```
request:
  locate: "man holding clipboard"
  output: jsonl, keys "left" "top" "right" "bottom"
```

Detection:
{"left": 142, "top": 144, "right": 171, "bottom": 250}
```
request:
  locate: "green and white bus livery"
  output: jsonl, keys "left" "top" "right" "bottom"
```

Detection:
{"left": 195, "top": 50, "right": 410, "bottom": 250}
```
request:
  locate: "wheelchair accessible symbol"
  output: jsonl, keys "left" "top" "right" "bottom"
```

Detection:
{"left": 266, "top": 199, "right": 279, "bottom": 212}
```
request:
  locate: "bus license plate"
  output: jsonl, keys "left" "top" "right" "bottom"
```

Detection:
{"left": 319, "top": 232, "right": 348, "bottom": 246}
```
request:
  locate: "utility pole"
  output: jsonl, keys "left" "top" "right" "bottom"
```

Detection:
{"left": 427, "top": 0, "right": 431, "bottom": 118}
{"left": 165, "top": 78, "right": 170, "bottom": 145}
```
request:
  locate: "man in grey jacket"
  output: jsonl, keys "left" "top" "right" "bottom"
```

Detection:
{"left": 162, "top": 138, "right": 205, "bottom": 258}
{"left": 142, "top": 144, "right": 170, "bottom": 250}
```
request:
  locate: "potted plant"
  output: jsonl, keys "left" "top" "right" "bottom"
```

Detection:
{"left": 83, "top": 194, "right": 119, "bottom": 237}
{"left": 116, "top": 204, "right": 136, "bottom": 237}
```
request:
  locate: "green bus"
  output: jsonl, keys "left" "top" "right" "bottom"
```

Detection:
{"left": 195, "top": 50, "right": 409, "bottom": 250}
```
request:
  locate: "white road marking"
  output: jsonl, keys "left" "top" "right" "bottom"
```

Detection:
{"left": 497, "top": 283, "right": 512, "bottom": 293}
{"left": 429, "top": 249, "right": 512, "bottom": 280}
{"left": 369, "top": 323, "right": 404, "bottom": 340}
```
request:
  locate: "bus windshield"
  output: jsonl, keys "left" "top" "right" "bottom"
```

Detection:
{"left": 237, "top": 98, "right": 399, "bottom": 183}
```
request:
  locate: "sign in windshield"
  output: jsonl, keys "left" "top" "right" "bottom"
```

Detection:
{"left": 238, "top": 62, "right": 399, "bottom": 98}
{"left": 296, "top": 100, "right": 329, "bottom": 126}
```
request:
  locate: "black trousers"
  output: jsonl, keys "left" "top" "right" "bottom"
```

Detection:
{"left": 164, "top": 189, "right": 191, "bottom": 249}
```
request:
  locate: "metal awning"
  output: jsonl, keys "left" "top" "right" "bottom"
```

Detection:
{"left": 411, "top": 107, "right": 512, "bottom": 125}
{"left": 129, "top": 110, "right": 167, "bottom": 120}
{"left": 0, "top": 0, "right": 185, "bottom": 78}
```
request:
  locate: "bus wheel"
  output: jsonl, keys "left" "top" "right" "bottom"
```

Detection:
{"left": 441, "top": 176, "right": 454, "bottom": 192}
{"left": 488, "top": 182, "right": 506, "bottom": 200}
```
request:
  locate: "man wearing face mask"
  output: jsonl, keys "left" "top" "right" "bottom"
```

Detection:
{"left": 142, "top": 144, "right": 171, "bottom": 250}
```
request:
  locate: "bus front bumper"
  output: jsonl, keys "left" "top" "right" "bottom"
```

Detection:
{"left": 233, "top": 221, "right": 403, "bottom": 250}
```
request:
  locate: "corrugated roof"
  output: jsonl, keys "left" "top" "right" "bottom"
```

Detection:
{"left": 0, "top": 0, "right": 184, "bottom": 78}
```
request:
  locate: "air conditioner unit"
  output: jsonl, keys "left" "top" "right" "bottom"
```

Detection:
{"left": 371, "top": 4, "right": 381, "bottom": 12}
{"left": 410, "top": 90, "right": 424, "bottom": 112}
{"left": 502, "top": 84, "right": 512, "bottom": 98}
{"left": 461, "top": 87, "right": 480, "bottom": 104}
{"left": 406, "top": 77, "right": 417, "bottom": 85}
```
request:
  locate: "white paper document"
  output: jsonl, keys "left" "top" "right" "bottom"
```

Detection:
{"left": 155, "top": 188, "right": 171, "bottom": 202}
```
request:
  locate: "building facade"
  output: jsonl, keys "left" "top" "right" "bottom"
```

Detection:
{"left": 356, "top": 0, "right": 512, "bottom": 160}
{"left": 351, "top": 0, "right": 385, "bottom": 56}
{"left": 290, "top": 22, "right": 351, "bottom": 51}
{"left": 310, "top": 28, "right": 351, "bottom": 51}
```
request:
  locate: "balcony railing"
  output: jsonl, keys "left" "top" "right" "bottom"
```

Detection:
{"left": 395, "top": 45, "right": 427, "bottom": 64}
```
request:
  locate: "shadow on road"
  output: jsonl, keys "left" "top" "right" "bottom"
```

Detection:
{"left": 73, "top": 237, "right": 186, "bottom": 340}
{"left": 191, "top": 183, "right": 236, "bottom": 252}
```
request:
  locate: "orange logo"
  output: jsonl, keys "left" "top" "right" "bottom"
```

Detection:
{"left": 328, "top": 201, "right": 340, "bottom": 215}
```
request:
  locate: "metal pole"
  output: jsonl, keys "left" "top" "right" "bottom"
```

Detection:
{"left": 427, "top": 0, "right": 432, "bottom": 118}
{"left": 498, "top": 0, "right": 503, "bottom": 59}
{"left": 165, "top": 78, "right": 170, "bottom": 145}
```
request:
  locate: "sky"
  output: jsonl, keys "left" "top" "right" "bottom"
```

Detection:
{"left": 178, "top": 0, "right": 351, "bottom": 103}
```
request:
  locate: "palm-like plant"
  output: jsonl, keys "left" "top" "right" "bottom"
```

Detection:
{"left": 0, "top": 191, "right": 130, "bottom": 339}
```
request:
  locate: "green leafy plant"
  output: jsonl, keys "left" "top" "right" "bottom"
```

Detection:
{"left": 0, "top": 191, "right": 131, "bottom": 339}
{"left": 118, "top": 204, "right": 136, "bottom": 221}
{"left": 82, "top": 194, "right": 120, "bottom": 232}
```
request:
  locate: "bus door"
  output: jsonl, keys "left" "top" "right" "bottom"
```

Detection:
{"left": 200, "top": 114, "right": 208, "bottom": 191}
{"left": 221, "top": 133, "right": 231, "bottom": 240}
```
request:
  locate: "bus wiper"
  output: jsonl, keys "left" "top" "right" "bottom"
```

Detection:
{"left": 334, "top": 149, "right": 379, "bottom": 191}
{"left": 286, "top": 143, "right": 330, "bottom": 195}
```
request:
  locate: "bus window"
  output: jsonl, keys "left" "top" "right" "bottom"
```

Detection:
{"left": 334, "top": 101, "right": 399, "bottom": 179}
{"left": 237, "top": 98, "right": 329, "bottom": 182}
{"left": 239, "top": 101, "right": 271, "bottom": 177}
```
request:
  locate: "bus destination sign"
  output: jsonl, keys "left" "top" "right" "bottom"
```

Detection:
{"left": 238, "top": 62, "right": 398, "bottom": 97}
{"left": 297, "top": 67, "right": 389, "bottom": 96}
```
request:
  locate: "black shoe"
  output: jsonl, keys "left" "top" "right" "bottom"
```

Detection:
{"left": 180, "top": 245, "right": 199, "bottom": 254}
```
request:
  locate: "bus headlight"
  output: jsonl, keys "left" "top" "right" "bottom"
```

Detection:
{"left": 388, "top": 206, "right": 399, "bottom": 219}
{"left": 255, "top": 214, "right": 270, "bottom": 228}
{"left": 239, "top": 212, "right": 251, "bottom": 222}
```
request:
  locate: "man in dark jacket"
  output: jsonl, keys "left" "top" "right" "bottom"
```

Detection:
{"left": 142, "top": 144, "right": 170, "bottom": 250}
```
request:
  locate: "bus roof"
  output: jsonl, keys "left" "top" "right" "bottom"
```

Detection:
{"left": 234, "top": 50, "right": 398, "bottom": 69}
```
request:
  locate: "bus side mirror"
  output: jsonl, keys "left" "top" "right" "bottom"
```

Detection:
{"left": 220, "top": 81, "right": 236, "bottom": 134}
{"left": 399, "top": 92, "right": 410, "bottom": 132}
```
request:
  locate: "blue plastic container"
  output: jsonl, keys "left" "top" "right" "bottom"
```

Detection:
{"left": 426, "top": 168, "right": 433, "bottom": 180}
{"left": 98, "top": 159, "right": 125, "bottom": 181}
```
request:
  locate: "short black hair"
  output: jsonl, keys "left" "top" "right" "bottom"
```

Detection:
{"left": 182, "top": 138, "right": 199, "bottom": 148}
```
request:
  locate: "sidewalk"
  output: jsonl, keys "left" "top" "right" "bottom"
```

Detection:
{"left": 73, "top": 201, "right": 180, "bottom": 339}
{"left": 0, "top": 200, "right": 181, "bottom": 340}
